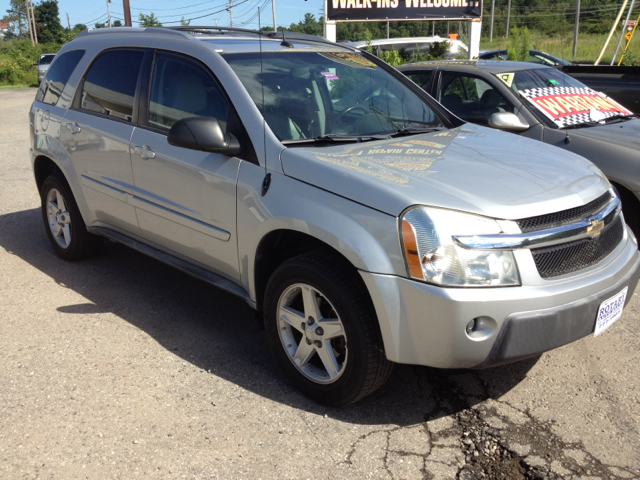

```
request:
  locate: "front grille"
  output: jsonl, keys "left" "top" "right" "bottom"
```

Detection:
{"left": 531, "top": 215, "right": 624, "bottom": 278}
{"left": 517, "top": 192, "right": 612, "bottom": 233}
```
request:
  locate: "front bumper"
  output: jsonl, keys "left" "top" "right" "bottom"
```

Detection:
{"left": 360, "top": 226, "right": 640, "bottom": 369}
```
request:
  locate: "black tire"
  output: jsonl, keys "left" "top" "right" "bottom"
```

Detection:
{"left": 615, "top": 184, "right": 640, "bottom": 247}
{"left": 263, "top": 253, "right": 393, "bottom": 406}
{"left": 41, "top": 172, "right": 104, "bottom": 260}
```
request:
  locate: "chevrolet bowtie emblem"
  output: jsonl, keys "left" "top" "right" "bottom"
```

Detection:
{"left": 586, "top": 218, "right": 604, "bottom": 237}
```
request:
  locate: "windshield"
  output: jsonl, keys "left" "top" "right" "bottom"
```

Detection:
{"left": 223, "top": 51, "right": 443, "bottom": 142}
{"left": 509, "top": 68, "right": 587, "bottom": 91}
{"left": 504, "top": 68, "right": 633, "bottom": 128}
{"left": 40, "top": 54, "right": 56, "bottom": 65}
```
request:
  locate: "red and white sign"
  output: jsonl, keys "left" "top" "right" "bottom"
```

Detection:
{"left": 519, "top": 87, "right": 632, "bottom": 128}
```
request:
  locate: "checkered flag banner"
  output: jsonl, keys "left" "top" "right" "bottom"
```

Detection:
{"left": 518, "top": 87, "right": 632, "bottom": 129}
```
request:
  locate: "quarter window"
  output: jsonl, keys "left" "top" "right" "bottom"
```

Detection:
{"left": 37, "top": 50, "right": 85, "bottom": 106}
{"left": 406, "top": 72, "right": 433, "bottom": 91}
{"left": 148, "top": 53, "right": 229, "bottom": 133}
{"left": 80, "top": 49, "right": 144, "bottom": 121}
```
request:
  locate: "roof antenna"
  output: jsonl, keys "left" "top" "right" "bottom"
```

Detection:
{"left": 258, "top": 6, "right": 271, "bottom": 196}
{"left": 280, "top": 28, "right": 293, "bottom": 48}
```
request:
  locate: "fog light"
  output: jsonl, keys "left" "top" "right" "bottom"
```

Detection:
{"left": 466, "top": 319, "right": 476, "bottom": 334}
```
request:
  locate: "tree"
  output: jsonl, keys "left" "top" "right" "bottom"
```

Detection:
{"left": 179, "top": 17, "right": 189, "bottom": 26}
{"left": 34, "top": 0, "right": 63, "bottom": 43}
{"left": 289, "top": 13, "right": 322, "bottom": 36}
{"left": 4, "top": 0, "right": 29, "bottom": 39}
{"left": 112, "top": 19, "right": 122, "bottom": 27}
{"left": 94, "top": 22, "right": 106, "bottom": 28}
{"left": 138, "top": 12, "right": 161, "bottom": 27}
{"left": 73, "top": 23, "right": 87, "bottom": 31}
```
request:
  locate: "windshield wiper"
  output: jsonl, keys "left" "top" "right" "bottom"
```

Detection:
{"left": 282, "top": 134, "right": 389, "bottom": 145}
{"left": 602, "top": 113, "right": 639, "bottom": 124}
{"left": 562, "top": 121, "right": 601, "bottom": 130}
{"left": 388, "top": 126, "right": 443, "bottom": 137}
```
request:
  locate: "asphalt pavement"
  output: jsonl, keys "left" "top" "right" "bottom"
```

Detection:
{"left": 1, "top": 88, "right": 639, "bottom": 480}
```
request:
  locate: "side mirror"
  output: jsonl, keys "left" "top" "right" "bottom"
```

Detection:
{"left": 488, "top": 112, "right": 530, "bottom": 132}
{"left": 167, "top": 117, "right": 240, "bottom": 156}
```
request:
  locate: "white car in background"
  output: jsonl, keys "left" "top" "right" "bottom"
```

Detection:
{"left": 347, "top": 36, "right": 468, "bottom": 60}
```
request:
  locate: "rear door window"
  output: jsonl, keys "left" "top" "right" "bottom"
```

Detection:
{"left": 79, "top": 49, "right": 144, "bottom": 122}
{"left": 36, "top": 50, "right": 85, "bottom": 106}
{"left": 406, "top": 71, "right": 434, "bottom": 91}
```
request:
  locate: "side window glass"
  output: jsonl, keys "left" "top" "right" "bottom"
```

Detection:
{"left": 406, "top": 72, "right": 433, "bottom": 91}
{"left": 148, "top": 53, "right": 229, "bottom": 133}
{"left": 36, "top": 50, "right": 85, "bottom": 106}
{"left": 453, "top": 74, "right": 514, "bottom": 125}
{"left": 439, "top": 73, "right": 464, "bottom": 114}
{"left": 80, "top": 49, "right": 144, "bottom": 121}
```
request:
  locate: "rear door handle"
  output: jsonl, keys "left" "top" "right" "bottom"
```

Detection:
{"left": 133, "top": 145, "right": 156, "bottom": 159}
{"left": 65, "top": 123, "right": 81, "bottom": 134}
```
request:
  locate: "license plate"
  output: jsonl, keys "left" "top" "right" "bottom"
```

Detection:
{"left": 594, "top": 287, "right": 628, "bottom": 337}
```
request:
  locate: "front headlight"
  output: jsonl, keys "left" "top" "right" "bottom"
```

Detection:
{"left": 400, "top": 206, "right": 520, "bottom": 287}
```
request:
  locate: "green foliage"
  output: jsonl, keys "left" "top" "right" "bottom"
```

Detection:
{"left": 138, "top": 12, "right": 162, "bottom": 27}
{"left": 288, "top": 13, "right": 323, "bottom": 36}
{"left": 380, "top": 49, "right": 402, "bottom": 66}
{"left": 506, "top": 26, "right": 531, "bottom": 62}
{"left": 112, "top": 20, "right": 122, "bottom": 27}
{"left": 0, "top": 39, "right": 61, "bottom": 85}
{"left": 34, "top": 0, "right": 64, "bottom": 44}
{"left": 180, "top": 17, "right": 190, "bottom": 26}
{"left": 94, "top": 22, "right": 107, "bottom": 29}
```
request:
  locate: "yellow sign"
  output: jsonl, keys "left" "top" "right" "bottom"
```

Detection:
{"left": 626, "top": 31, "right": 633, "bottom": 41}
{"left": 497, "top": 73, "right": 515, "bottom": 87}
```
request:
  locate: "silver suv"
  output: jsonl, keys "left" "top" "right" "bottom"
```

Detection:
{"left": 30, "top": 27, "right": 640, "bottom": 405}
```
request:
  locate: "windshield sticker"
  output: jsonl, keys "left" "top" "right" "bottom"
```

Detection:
{"left": 497, "top": 73, "right": 515, "bottom": 87}
{"left": 519, "top": 87, "right": 632, "bottom": 128}
{"left": 321, "top": 72, "right": 339, "bottom": 80}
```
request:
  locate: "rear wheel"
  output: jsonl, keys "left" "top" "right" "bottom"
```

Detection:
{"left": 41, "top": 172, "right": 103, "bottom": 260}
{"left": 263, "top": 253, "right": 393, "bottom": 406}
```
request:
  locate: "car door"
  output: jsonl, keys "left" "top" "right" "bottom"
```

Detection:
{"left": 129, "top": 50, "right": 242, "bottom": 281}
{"left": 63, "top": 48, "right": 145, "bottom": 235}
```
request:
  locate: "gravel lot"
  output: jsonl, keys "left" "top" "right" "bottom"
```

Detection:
{"left": 1, "top": 88, "right": 639, "bottom": 480}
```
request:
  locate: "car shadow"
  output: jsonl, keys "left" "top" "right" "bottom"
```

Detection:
{"left": 0, "top": 207, "right": 538, "bottom": 426}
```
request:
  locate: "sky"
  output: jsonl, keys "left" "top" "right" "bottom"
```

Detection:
{"left": 2, "top": 0, "right": 324, "bottom": 30}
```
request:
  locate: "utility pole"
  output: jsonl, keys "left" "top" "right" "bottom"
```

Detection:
{"left": 213, "top": 18, "right": 219, "bottom": 26}
{"left": 107, "top": 0, "right": 112, "bottom": 27}
{"left": 572, "top": 0, "right": 580, "bottom": 57}
{"left": 123, "top": 0, "right": 132, "bottom": 26}
{"left": 24, "top": 0, "right": 34, "bottom": 45}
{"left": 595, "top": 0, "right": 629, "bottom": 64}
{"left": 229, "top": 0, "right": 233, "bottom": 27}
{"left": 28, "top": 0, "right": 37, "bottom": 43}
{"left": 505, "top": 0, "right": 511, "bottom": 38}
{"left": 387, "top": 21, "right": 389, "bottom": 39}
{"left": 271, "top": 0, "right": 276, "bottom": 31}
{"left": 611, "top": 0, "right": 635, "bottom": 64}
{"left": 489, "top": 0, "right": 495, "bottom": 42}
{"left": 66, "top": 12, "right": 71, "bottom": 30}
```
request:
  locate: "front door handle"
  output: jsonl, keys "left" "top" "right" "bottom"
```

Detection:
{"left": 65, "top": 122, "right": 81, "bottom": 134}
{"left": 133, "top": 145, "right": 156, "bottom": 159}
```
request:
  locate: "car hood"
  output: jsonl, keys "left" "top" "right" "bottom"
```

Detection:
{"left": 280, "top": 124, "right": 609, "bottom": 219}
{"left": 568, "top": 118, "right": 640, "bottom": 150}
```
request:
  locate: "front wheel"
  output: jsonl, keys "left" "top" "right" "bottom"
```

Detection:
{"left": 263, "top": 253, "right": 393, "bottom": 406}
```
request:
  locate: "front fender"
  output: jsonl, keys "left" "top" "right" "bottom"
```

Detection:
{"left": 236, "top": 161, "right": 406, "bottom": 303}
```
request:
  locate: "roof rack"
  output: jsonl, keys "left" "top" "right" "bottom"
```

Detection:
{"left": 75, "top": 26, "right": 191, "bottom": 40}
{"left": 166, "top": 26, "right": 341, "bottom": 47}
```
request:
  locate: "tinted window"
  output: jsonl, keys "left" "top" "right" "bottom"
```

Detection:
{"left": 39, "top": 54, "right": 56, "bottom": 65}
{"left": 36, "top": 50, "right": 85, "bottom": 106}
{"left": 406, "top": 71, "right": 433, "bottom": 90}
{"left": 148, "top": 53, "right": 229, "bottom": 132}
{"left": 80, "top": 49, "right": 144, "bottom": 121}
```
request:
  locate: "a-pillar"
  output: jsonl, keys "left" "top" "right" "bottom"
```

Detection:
{"left": 468, "top": 19, "right": 482, "bottom": 59}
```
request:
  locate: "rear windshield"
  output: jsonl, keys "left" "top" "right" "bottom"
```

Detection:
{"left": 223, "top": 51, "right": 442, "bottom": 142}
{"left": 39, "top": 54, "right": 56, "bottom": 65}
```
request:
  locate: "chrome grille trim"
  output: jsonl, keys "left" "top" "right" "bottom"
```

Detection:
{"left": 452, "top": 195, "right": 621, "bottom": 251}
